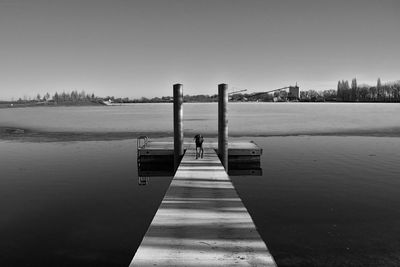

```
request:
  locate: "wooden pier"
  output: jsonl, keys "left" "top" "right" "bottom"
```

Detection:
{"left": 130, "top": 145, "right": 276, "bottom": 266}
{"left": 137, "top": 141, "right": 262, "bottom": 156}
{"left": 137, "top": 140, "right": 263, "bottom": 177}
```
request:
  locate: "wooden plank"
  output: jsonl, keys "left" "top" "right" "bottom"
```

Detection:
{"left": 228, "top": 169, "right": 263, "bottom": 176}
{"left": 229, "top": 149, "right": 262, "bottom": 156}
{"left": 228, "top": 141, "right": 262, "bottom": 156}
{"left": 130, "top": 146, "right": 276, "bottom": 267}
{"left": 138, "top": 141, "right": 174, "bottom": 156}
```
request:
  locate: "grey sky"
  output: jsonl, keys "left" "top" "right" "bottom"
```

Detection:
{"left": 1, "top": 0, "right": 399, "bottom": 100}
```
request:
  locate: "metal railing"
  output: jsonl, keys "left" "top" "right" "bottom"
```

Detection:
{"left": 137, "top": 136, "right": 149, "bottom": 185}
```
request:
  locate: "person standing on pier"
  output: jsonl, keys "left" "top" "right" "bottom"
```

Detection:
{"left": 193, "top": 134, "right": 204, "bottom": 159}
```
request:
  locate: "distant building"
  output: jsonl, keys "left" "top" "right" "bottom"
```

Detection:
{"left": 288, "top": 86, "right": 300, "bottom": 99}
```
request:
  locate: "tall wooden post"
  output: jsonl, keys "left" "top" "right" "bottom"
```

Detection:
{"left": 173, "top": 84, "right": 184, "bottom": 170}
{"left": 218, "top": 83, "right": 228, "bottom": 172}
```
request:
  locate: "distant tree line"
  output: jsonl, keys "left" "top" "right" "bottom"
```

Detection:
{"left": 108, "top": 94, "right": 219, "bottom": 103}
{"left": 337, "top": 78, "right": 400, "bottom": 102}
{"left": 9, "top": 79, "right": 400, "bottom": 106}
{"left": 299, "top": 89, "right": 337, "bottom": 102}
{"left": 52, "top": 91, "right": 99, "bottom": 104}
{"left": 108, "top": 82, "right": 400, "bottom": 103}
{"left": 14, "top": 90, "right": 101, "bottom": 105}
{"left": 298, "top": 79, "right": 400, "bottom": 102}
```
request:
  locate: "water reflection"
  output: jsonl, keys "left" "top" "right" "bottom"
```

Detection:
{"left": 138, "top": 176, "right": 149, "bottom": 186}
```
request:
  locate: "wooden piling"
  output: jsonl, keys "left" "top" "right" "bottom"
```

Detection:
{"left": 173, "top": 84, "right": 184, "bottom": 170}
{"left": 218, "top": 83, "right": 228, "bottom": 172}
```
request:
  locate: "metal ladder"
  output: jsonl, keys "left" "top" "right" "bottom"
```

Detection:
{"left": 137, "top": 136, "right": 149, "bottom": 185}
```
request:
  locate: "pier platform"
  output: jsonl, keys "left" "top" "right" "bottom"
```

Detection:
{"left": 137, "top": 141, "right": 262, "bottom": 156}
{"left": 130, "top": 146, "right": 276, "bottom": 266}
{"left": 137, "top": 141, "right": 263, "bottom": 177}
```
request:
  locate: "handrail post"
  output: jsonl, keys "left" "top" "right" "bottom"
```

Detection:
{"left": 173, "top": 83, "right": 184, "bottom": 170}
{"left": 218, "top": 83, "right": 228, "bottom": 172}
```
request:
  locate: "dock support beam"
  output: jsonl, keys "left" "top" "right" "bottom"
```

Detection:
{"left": 173, "top": 83, "right": 184, "bottom": 170}
{"left": 218, "top": 83, "right": 228, "bottom": 172}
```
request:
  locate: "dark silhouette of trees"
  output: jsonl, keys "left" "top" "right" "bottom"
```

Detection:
{"left": 337, "top": 80, "right": 350, "bottom": 101}
{"left": 336, "top": 78, "right": 400, "bottom": 102}
{"left": 299, "top": 89, "right": 336, "bottom": 102}
{"left": 377, "top": 78, "right": 382, "bottom": 101}
{"left": 41, "top": 90, "right": 101, "bottom": 104}
{"left": 351, "top": 78, "right": 357, "bottom": 101}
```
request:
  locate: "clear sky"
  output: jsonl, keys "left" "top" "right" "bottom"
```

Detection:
{"left": 0, "top": 0, "right": 399, "bottom": 100}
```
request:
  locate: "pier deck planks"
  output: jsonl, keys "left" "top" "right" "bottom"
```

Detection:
{"left": 130, "top": 146, "right": 276, "bottom": 266}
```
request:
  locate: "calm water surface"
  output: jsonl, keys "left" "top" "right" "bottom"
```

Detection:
{"left": 233, "top": 136, "right": 400, "bottom": 267}
{"left": 1, "top": 103, "right": 400, "bottom": 136}
{"left": 0, "top": 140, "right": 172, "bottom": 266}
{"left": 1, "top": 103, "right": 400, "bottom": 266}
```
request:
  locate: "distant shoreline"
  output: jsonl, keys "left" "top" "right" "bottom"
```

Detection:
{"left": 1, "top": 126, "right": 400, "bottom": 143}
{"left": 2, "top": 101, "right": 400, "bottom": 109}
{"left": 0, "top": 101, "right": 104, "bottom": 109}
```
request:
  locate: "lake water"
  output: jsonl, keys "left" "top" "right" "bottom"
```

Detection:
{"left": 1, "top": 103, "right": 400, "bottom": 266}
{"left": 1, "top": 103, "right": 400, "bottom": 137}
